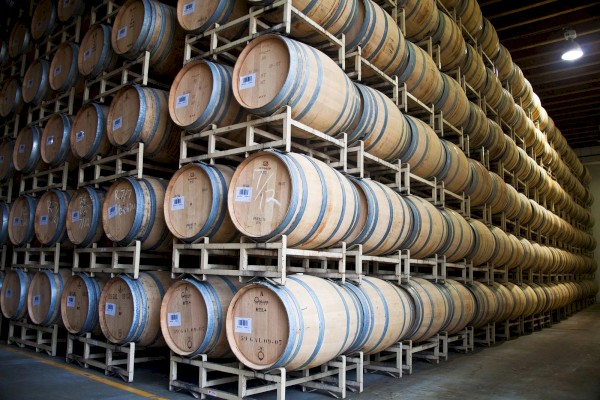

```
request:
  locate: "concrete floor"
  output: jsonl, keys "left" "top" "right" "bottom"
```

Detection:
{"left": 0, "top": 305, "right": 599, "bottom": 400}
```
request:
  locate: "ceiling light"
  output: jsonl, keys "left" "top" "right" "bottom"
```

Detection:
{"left": 561, "top": 30, "right": 583, "bottom": 61}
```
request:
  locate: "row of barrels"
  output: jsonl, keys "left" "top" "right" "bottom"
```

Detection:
{"left": 1, "top": 269, "right": 597, "bottom": 370}
{"left": 0, "top": 149, "right": 596, "bottom": 273}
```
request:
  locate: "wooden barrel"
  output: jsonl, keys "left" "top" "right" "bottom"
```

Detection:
{"left": 493, "top": 44, "right": 513, "bottom": 81}
{"left": 227, "top": 151, "right": 359, "bottom": 250}
{"left": 8, "top": 19, "right": 31, "bottom": 58}
{"left": 35, "top": 189, "right": 73, "bottom": 247}
{"left": 9, "top": 195, "right": 39, "bottom": 246}
{"left": 464, "top": 102, "right": 488, "bottom": 147}
{"left": 489, "top": 226, "right": 512, "bottom": 267}
{"left": 347, "top": 83, "right": 410, "bottom": 161}
{"left": 457, "top": 0, "right": 483, "bottom": 39}
{"left": 61, "top": 273, "right": 107, "bottom": 335}
{"left": 401, "top": 115, "right": 446, "bottom": 179}
{"left": 402, "top": 195, "right": 447, "bottom": 259}
{"left": 27, "top": 270, "right": 71, "bottom": 326}
{"left": 49, "top": 42, "right": 82, "bottom": 93}
{"left": 520, "top": 283, "right": 539, "bottom": 318}
{"left": 484, "top": 119, "right": 506, "bottom": 161}
{"left": 490, "top": 282, "right": 515, "bottom": 323}
{"left": 519, "top": 238, "right": 537, "bottom": 271}
{"left": 0, "top": 40, "right": 7, "bottom": 66}
{"left": 349, "top": 277, "right": 414, "bottom": 354}
{"left": 431, "top": 9, "right": 466, "bottom": 72}
{"left": 345, "top": 0, "right": 408, "bottom": 80}
{"left": 42, "top": 113, "right": 76, "bottom": 168}
{"left": 22, "top": 59, "right": 53, "bottom": 105}
{"left": 70, "top": 102, "right": 111, "bottom": 160}
{"left": 0, "top": 141, "right": 16, "bottom": 182}
{"left": 346, "top": 177, "right": 411, "bottom": 256}
{"left": 160, "top": 276, "right": 243, "bottom": 357}
{"left": 99, "top": 271, "right": 173, "bottom": 346}
{"left": 0, "top": 202, "right": 9, "bottom": 245}
{"left": 111, "top": 0, "right": 186, "bottom": 77}
{"left": 466, "top": 219, "right": 495, "bottom": 266}
{"left": 177, "top": 0, "right": 248, "bottom": 39}
{"left": 397, "top": 41, "right": 444, "bottom": 106}
{"left": 437, "top": 139, "right": 471, "bottom": 194}
{"left": 402, "top": 277, "right": 448, "bottom": 343}
{"left": 528, "top": 283, "right": 548, "bottom": 315}
{"left": 460, "top": 44, "right": 486, "bottom": 91}
{"left": 1, "top": 269, "right": 32, "bottom": 320}
{"left": 479, "top": 18, "right": 500, "bottom": 60}
{"left": 467, "top": 281, "right": 497, "bottom": 328}
{"left": 438, "top": 209, "right": 474, "bottom": 262}
{"left": 401, "top": 0, "right": 439, "bottom": 41}
{"left": 496, "top": 88, "right": 517, "bottom": 125}
{"left": 32, "top": 0, "right": 58, "bottom": 41}
{"left": 508, "top": 63, "right": 526, "bottom": 99}
{"left": 232, "top": 34, "right": 359, "bottom": 138}
{"left": 499, "top": 136, "right": 519, "bottom": 171}
{"left": 226, "top": 274, "right": 363, "bottom": 371}
{"left": 164, "top": 163, "right": 239, "bottom": 243}
{"left": 434, "top": 73, "right": 470, "bottom": 128}
{"left": 0, "top": 76, "right": 24, "bottom": 117}
{"left": 486, "top": 173, "right": 509, "bottom": 215}
{"left": 14, "top": 125, "right": 42, "bottom": 174}
{"left": 465, "top": 158, "right": 492, "bottom": 207}
{"left": 64, "top": 186, "right": 106, "bottom": 247}
{"left": 168, "top": 60, "right": 246, "bottom": 132}
{"left": 482, "top": 68, "right": 503, "bottom": 109}
{"left": 107, "top": 85, "right": 179, "bottom": 163}
{"left": 439, "top": 279, "right": 476, "bottom": 335}
{"left": 58, "top": 0, "right": 87, "bottom": 21}
{"left": 78, "top": 24, "right": 119, "bottom": 79}
{"left": 102, "top": 177, "right": 173, "bottom": 250}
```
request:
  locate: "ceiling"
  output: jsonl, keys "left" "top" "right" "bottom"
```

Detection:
{"left": 479, "top": 0, "right": 600, "bottom": 149}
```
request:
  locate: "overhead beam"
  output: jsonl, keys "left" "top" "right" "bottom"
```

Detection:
{"left": 504, "top": 25, "right": 600, "bottom": 52}
{"left": 545, "top": 101, "right": 600, "bottom": 113}
{"left": 533, "top": 70, "right": 600, "bottom": 85}
{"left": 525, "top": 60, "right": 600, "bottom": 79}
{"left": 495, "top": 4, "right": 600, "bottom": 33}
{"left": 487, "top": 0, "right": 558, "bottom": 20}
{"left": 519, "top": 48, "right": 600, "bottom": 71}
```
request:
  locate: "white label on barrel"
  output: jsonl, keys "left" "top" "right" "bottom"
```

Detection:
{"left": 54, "top": 65, "right": 62, "bottom": 76}
{"left": 175, "top": 94, "right": 189, "bottom": 109}
{"left": 71, "top": 210, "right": 80, "bottom": 223}
{"left": 171, "top": 196, "right": 184, "bottom": 211}
{"left": 108, "top": 204, "right": 118, "bottom": 219}
{"left": 83, "top": 48, "right": 92, "bottom": 61}
{"left": 76, "top": 130, "right": 85, "bottom": 142}
{"left": 40, "top": 215, "right": 48, "bottom": 225}
{"left": 5, "top": 289, "right": 11, "bottom": 298}
{"left": 18, "top": 144, "right": 25, "bottom": 153}
{"left": 182, "top": 1, "right": 195, "bottom": 15}
{"left": 66, "top": 296, "right": 76, "bottom": 308}
{"left": 33, "top": 295, "right": 41, "bottom": 306}
{"left": 235, "top": 187, "right": 252, "bottom": 202}
{"left": 13, "top": 217, "right": 20, "bottom": 226}
{"left": 112, "top": 117, "right": 122, "bottom": 131}
{"left": 117, "top": 27, "right": 127, "bottom": 41}
{"left": 235, "top": 317, "right": 252, "bottom": 334}
{"left": 27, "top": 79, "right": 33, "bottom": 88}
{"left": 46, "top": 135, "right": 54, "bottom": 145}
{"left": 167, "top": 312, "right": 181, "bottom": 327}
{"left": 239, "top": 73, "right": 256, "bottom": 90}
{"left": 105, "top": 302, "right": 116, "bottom": 316}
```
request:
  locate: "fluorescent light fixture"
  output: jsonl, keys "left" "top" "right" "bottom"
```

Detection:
{"left": 561, "top": 30, "right": 583, "bottom": 61}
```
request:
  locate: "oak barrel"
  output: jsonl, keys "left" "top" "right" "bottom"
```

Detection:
{"left": 402, "top": 277, "right": 448, "bottom": 343}
{"left": 66, "top": 186, "right": 106, "bottom": 247}
{"left": 434, "top": 73, "right": 470, "bottom": 128}
{"left": 466, "top": 218, "right": 496, "bottom": 267}
{"left": 464, "top": 158, "right": 492, "bottom": 207}
{"left": 437, "top": 139, "right": 472, "bottom": 194}
{"left": 176, "top": 0, "right": 248, "bottom": 39}
{"left": 14, "top": 125, "right": 43, "bottom": 174}
{"left": 397, "top": 41, "right": 444, "bottom": 106}
{"left": 402, "top": 195, "right": 447, "bottom": 259}
{"left": 1, "top": 269, "right": 32, "bottom": 320}
{"left": 439, "top": 279, "right": 476, "bottom": 335}
{"left": 0, "top": 202, "right": 9, "bottom": 245}
{"left": 78, "top": 24, "right": 119, "bottom": 78}
{"left": 456, "top": 0, "right": 483, "bottom": 39}
{"left": 70, "top": 102, "right": 112, "bottom": 160}
{"left": 42, "top": 113, "right": 76, "bottom": 167}
{"left": 401, "top": 115, "right": 446, "bottom": 179}
{"left": 58, "top": 0, "right": 87, "bottom": 21}
{"left": 431, "top": 9, "right": 466, "bottom": 71}
{"left": 401, "top": 0, "right": 439, "bottom": 41}
{"left": 467, "top": 281, "right": 497, "bottom": 328}
{"left": 459, "top": 44, "right": 486, "bottom": 92}
{"left": 0, "top": 76, "right": 24, "bottom": 117}
{"left": 0, "top": 141, "right": 16, "bottom": 182}
{"left": 61, "top": 273, "right": 107, "bottom": 335}
{"left": 31, "top": 0, "right": 57, "bottom": 41}
{"left": 22, "top": 59, "right": 53, "bottom": 105}
{"left": 34, "top": 189, "right": 73, "bottom": 247}
{"left": 8, "top": 195, "right": 38, "bottom": 246}
{"left": 438, "top": 209, "right": 475, "bottom": 263}
{"left": 8, "top": 19, "right": 31, "bottom": 58}
{"left": 49, "top": 42, "right": 83, "bottom": 93}
{"left": 27, "top": 270, "right": 72, "bottom": 326}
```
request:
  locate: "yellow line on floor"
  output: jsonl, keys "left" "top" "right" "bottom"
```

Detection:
{"left": 0, "top": 344, "right": 168, "bottom": 400}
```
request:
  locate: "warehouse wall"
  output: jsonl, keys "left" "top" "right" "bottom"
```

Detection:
{"left": 587, "top": 163, "right": 600, "bottom": 302}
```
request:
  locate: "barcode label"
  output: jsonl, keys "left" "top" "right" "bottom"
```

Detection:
{"left": 175, "top": 93, "right": 189, "bottom": 109}
{"left": 112, "top": 117, "right": 122, "bottom": 131}
{"left": 167, "top": 312, "right": 181, "bottom": 327}
{"left": 46, "top": 135, "right": 54, "bottom": 145}
{"left": 76, "top": 130, "right": 85, "bottom": 142}
{"left": 33, "top": 295, "right": 41, "bottom": 306}
{"left": 54, "top": 65, "right": 62, "bottom": 76}
{"left": 108, "top": 204, "right": 118, "bottom": 219}
{"left": 27, "top": 79, "right": 33, "bottom": 88}
{"left": 13, "top": 217, "right": 20, "bottom": 226}
{"left": 117, "top": 27, "right": 127, "bottom": 40}
{"left": 182, "top": 1, "right": 195, "bottom": 15}
{"left": 40, "top": 215, "right": 48, "bottom": 225}
{"left": 105, "top": 302, "right": 116, "bottom": 316}
{"left": 171, "top": 196, "right": 184, "bottom": 211}
{"left": 239, "top": 73, "right": 256, "bottom": 90}
{"left": 5, "top": 289, "right": 11, "bottom": 298}
{"left": 71, "top": 210, "right": 80, "bottom": 222}
{"left": 66, "top": 296, "right": 76, "bottom": 308}
{"left": 83, "top": 48, "right": 92, "bottom": 61}
{"left": 235, "top": 187, "right": 252, "bottom": 202}
{"left": 18, "top": 144, "right": 25, "bottom": 153}
{"left": 234, "top": 317, "right": 252, "bottom": 333}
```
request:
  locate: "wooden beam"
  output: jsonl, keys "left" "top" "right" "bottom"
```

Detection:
{"left": 511, "top": 38, "right": 600, "bottom": 63}
{"left": 487, "top": 0, "right": 558, "bottom": 20}
{"left": 550, "top": 109, "right": 600, "bottom": 120}
{"left": 526, "top": 60, "right": 600, "bottom": 79}
{"left": 545, "top": 101, "right": 600, "bottom": 113}
{"left": 519, "top": 48, "right": 600, "bottom": 71}
{"left": 543, "top": 93, "right": 600, "bottom": 107}
{"left": 495, "top": 4, "right": 600, "bottom": 33}
{"left": 533, "top": 70, "right": 600, "bottom": 85}
{"left": 505, "top": 25, "right": 600, "bottom": 52}
{"left": 536, "top": 83, "right": 600, "bottom": 95}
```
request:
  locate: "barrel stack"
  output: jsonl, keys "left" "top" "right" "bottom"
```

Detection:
{"left": 0, "top": 0, "right": 596, "bottom": 395}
